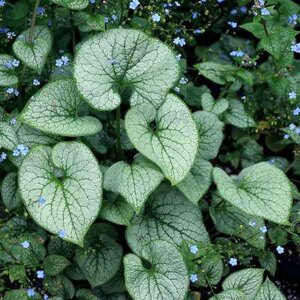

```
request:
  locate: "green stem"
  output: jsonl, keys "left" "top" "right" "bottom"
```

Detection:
{"left": 70, "top": 10, "right": 76, "bottom": 54}
{"left": 17, "top": 0, "right": 40, "bottom": 110}
{"left": 285, "top": 154, "right": 300, "bottom": 173}
{"left": 116, "top": 106, "right": 122, "bottom": 160}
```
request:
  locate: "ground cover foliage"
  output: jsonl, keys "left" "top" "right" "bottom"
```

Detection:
{"left": 0, "top": 0, "right": 300, "bottom": 299}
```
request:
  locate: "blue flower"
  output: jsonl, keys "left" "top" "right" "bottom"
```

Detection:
{"left": 295, "top": 128, "right": 300, "bottom": 134}
{"left": 21, "top": 241, "right": 30, "bottom": 249}
{"left": 175, "top": 54, "right": 182, "bottom": 61}
{"left": 111, "top": 15, "right": 118, "bottom": 22}
{"left": 37, "top": 270, "right": 45, "bottom": 279}
{"left": 43, "top": 295, "right": 49, "bottom": 300}
{"left": 289, "top": 91, "right": 297, "bottom": 99}
{"left": 230, "top": 50, "right": 244, "bottom": 57}
{"left": 248, "top": 221, "right": 256, "bottom": 227}
{"left": 258, "top": 0, "right": 265, "bottom": 7}
{"left": 37, "top": 7, "right": 45, "bottom": 16}
{"left": 27, "top": 288, "right": 35, "bottom": 297}
{"left": 261, "top": 8, "right": 270, "bottom": 16}
{"left": 228, "top": 21, "right": 238, "bottom": 28}
{"left": 55, "top": 59, "right": 63, "bottom": 67}
{"left": 0, "top": 152, "right": 7, "bottom": 163}
{"left": 129, "top": 0, "right": 140, "bottom": 10}
{"left": 291, "top": 43, "right": 300, "bottom": 53}
{"left": 38, "top": 196, "right": 46, "bottom": 206}
{"left": 90, "top": 0, "right": 95, "bottom": 3}
{"left": 190, "top": 245, "right": 198, "bottom": 254}
{"left": 190, "top": 273, "right": 198, "bottom": 283}
{"left": 58, "top": 229, "right": 66, "bottom": 238}
{"left": 192, "top": 11, "right": 199, "bottom": 19}
{"left": 152, "top": 13, "right": 161, "bottom": 22}
{"left": 289, "top": 123, "right": 296, "bottom": 130}
{"left": 293, "top": 107, "right": 300, "bottom": 115}
{"left": 260, "top": 226, "right": 267, "bottom": 233}
{"left": 240, "top": 6, "right": 247, "bottom": 14}
{"left": 276, "top": 246, "right": 284, "bottom": 254}
{"left": 230, "top": 9, "right": 238, "bottom": 15}
{"left": 6, "top": 87, "right": 14, "bottom": 94}
{"left": 0, "top": 0, "right": 6, "bottom": 7}
{"left": 283, "top": 134, "right": 289, "bottom": 139}
{"left": 228, "top": 257, "right": 238, "bottom": 266}
{"left": 288, "top": 14, "right": 298, "bottom": 25}
{"left": 173, "top": 37, "right": 186, "bottom": 47}
{"left": 10, "top": 118, "right": 16, "bottom": 125}
{"left": 33, "top": 79, "right": 41, "bottom": 86}
{"left": 61, "top": 56, "right": 69, "bottom": 65}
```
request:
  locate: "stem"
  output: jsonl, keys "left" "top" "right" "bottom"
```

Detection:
{"left": 116, "top": 106, "right": 122, "bottom": 160}
{"left": 18, "top": 0, "right": 40, "bottom": 110}
{"left": 285, "top": 154, "right": 300, "bottom": 173}
{"left": 70, "top": 10, "right": 76, "bottom": 54}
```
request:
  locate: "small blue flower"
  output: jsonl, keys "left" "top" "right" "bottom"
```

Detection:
{"left": 55, "top": 59, "right": 63, "bottom": 67}
{"left": 173, "top": 37, "right": 186, "bottom": 47}
{"left": 230, "top": 9, "right": 238, "bottom": 15}
{"left": 33, "top": 79, "right": 41, "bottom": 86}
{"left": 0, "top": 27, "right": 9, "bottom": 33}
{"left": 174, "top": 1, "right": 180, "bottom": 6}
{"left": 0, "top": 152, "right": 7, "bottom": 163}
{"left": 175, "top": 54, "right": 182, "bottom": 61}
{"left": 104, "top": 17, "right": 109, "bottom": 23}
{"left": 293, "top": 107, "right": 300, "bottom": 115}
{"left": 37, "top": 7, "right": 45, "bottom": 16}
{"left": 260, "top": 226, "right": 267, "bottom": 233}
{"left": 248, "top": 221, "right": 256, "bottom": 227}
{"left": 152, "top": 13, "right": 161, "bottom": 22}
{"left": 190, "top": 273, "right": 198, "bottom": 283}
{"left": 258, "top": 0, "right": 265, "bottom": 7}
{"left": 27, "top": 288, "right": 35, "bottom": 297}
{"left": 61, "top": 56, "right": 69, "bottom": 65}
{"left": 12, "top": 59, "right": 20, "bottom": 67}
{"left": 261, "top": 8, "right": 270, "bottom": 16}
{"left": 90, "top": 0, "right": 95, "bottom": 3}
{"left": 190, "top": 245, "right": 198, "bottom": 254}
{"left": 288, "top": 14, "right": 298, "bottom": 25}
{"left": 43, "top": 295, "right": 49, "bottom": 300}
{"left": 230, "top": 50, "right": 244, "bottom": 57}
{"left": 6, "top": 31, "right": 16, "bottom": 39}
{"left": 283, "top": 134, "right": 289, "bottom": 139}
{"left": 276, "top": 246, "right": 284, "bottom": 254}
{"left": 194, "top": 29, "right": 204, "bottom": 35}
{"left": 295, "top": 128, "right": 300, "bottom": 134}
{"left": 228, "top": 21, "right": 238, "bottom": 28}
{"left": 111, "top": 14, "right": 118, "bottom": 22}
{"left": 192, "top": 11, "right": 199, "bottom": 19}
{"left": 21, "top": 241, "right": 30, "bottom": 249}
{"left": 38, "top": 196, "right": 46, "bottom": 206}
{"left": 10, "top": 118, "right": 16, "bottom": 125}
{"left": 129, "top": 0, "right": 140, "bottom": 10}
{"left": 228, "top": 257, "right": 238, "bottom": 266}
{"left": 240, "top": 6, "right": 247, "bottom": 14}
{"left": 289, "top": 123, "right": 296, "bottom": 130}
{"left": 58, "top": 229, "right": 66, "bottom": 238}
{"left": 289, "top": 91, "right": 297, "bottom": 99}
{"left": 6, "top": 87, "right": 14, "bottom": 94}
{"left": 37, "top": 270, "right": 45, "bottom": 279}
{"left": 0, "top": 0, "right": 6, "bottom": 7}
{"left": 291, "top": 43, "right": 300, "bottom": 53}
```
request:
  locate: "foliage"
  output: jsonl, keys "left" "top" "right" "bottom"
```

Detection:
{"left": 0, "top": 0, "right": 299, "bottom": 299}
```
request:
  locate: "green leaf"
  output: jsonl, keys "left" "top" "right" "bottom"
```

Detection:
{"left": 0, "top": 122, "right": 18, "bottom": 150}
{"left": 213, "top": 162, "right": 293, "bottom": 224}
{"left": 224, "top": 99, "right": 256, "bottom": 128}
{"left": 125, "top": 94, "right": 198, "bottom": 185}
{"left": 100, "top": 193, "right": 135, "bottom": 226}
{"left": 1, "top": 172, "right": 22, "bottom": 211}
{"left": 19, "top": 79, "right": 102, "bottom": 137}
{"left": 0, "top": 55, "right": 18, "bottom": 86}
{"left": 75, "top": 234, "right": 123, "bottom": 287}
{"left": 222, "top": 268, "right": 264, "bottom": 299}
{"left": 44, "top": 275, "right": 75, "bottom": 299}
{"left": 13, "top": 26, "right": 52, "bottom": 74}
{"left": 74, "top": 28, "right": 179, "bottom": 111}
{"left": 47, "top": 236, "right": 76, "bottom": 259}
{"left": 254, "top": 278, "right": 285, "bottom": 300}
{"left": 209, "top": 289, "right": 247, "bottom": 300}
{"left": 176, "top": 157, "right": 213, "bottom": 205}
{"left": 240, "top": 23, "right": 266, "bottom": 39}
{"left": 209, "top": 194, "right": 266, "bottom": 248}
{"left": 8, "top": 265, "right": 26, "bottom": 282}
{"left": 19, "top": 142, "right": 102, "bottom": 246}
{"left": 76, "top": 289, "right": 99, "bottom": 300}
{"left": 126, "top": 183, "right": 210, "bottom": 255}
{"left": 195, "top": 62, "right": 237, "bottom": 85}
{"left": 198, "top": 255, "right": 224, "bottom": 286}
{"left": 258, "top": 252, "right": 277, "bottom": 276}
{"left": 193, "top": 111, "right": 224, "bottom": 160}
{"left": 124, "top": 240, "right": 188, "bottom": 300}
{"left": 104, "top": 156, "right": 164, "bottom": 213}
{"left": 4, "top": 289, "right": 42, "bottom": 300}
{"left": 44, "top": 255, "right": 71, "bottom": 276}
{"left": 201, "top": 93, "right": 228, "bottom": 115}
{"left": 50, "top": 0, "right": 89, "bottom": 10}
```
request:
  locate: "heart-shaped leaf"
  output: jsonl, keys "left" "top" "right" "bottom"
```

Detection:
{"left": 124, "top": 240, "right": 188, "bottom": 300}
{"left": 176, "top": 157, "right": 213, "bottom": 205}
{"left": 213, "top": 162, "right": 293, "bottom": 224}
{"left": 104, "top": 156, "right": 164, "bottom": 213}
{"left": 201, "top": 93, "right": 228, "bottom": 115}
{"left": 0, "top": 122, "right": 18, "bottom": 150}
{"left": 13, "top": 26, "right": 52, "bottom": 74}
{"left": 74, "top": 28, "right": 179, "bottom": 111}
{"left": 193, "top": 111, "right": 224, "bottom": 160}
{"left": 19, "top": 79, "right": 102, "bottom": 137}
{"left": 254, "top": 278, "right": 285, "bottom": 300}
{"left": 209, "top": 194, "right": 266, "bottom": 248}
{"left": 18, "top": 141, "right": 102, "bottom": 246}
{"left": 222, "top": 268, "right": 264, "bottom": 300}
{"left": 125, "top": 94, "right": 198, "bottom": 185}
{"left": 50, "top": 0, "right": 89, "bottom": 10}
{"left": 126, "top": 183, "right": 210, "bottom": 255}
{"left": 0, "top": 55, "right": 18, "bottom": 86}
{"left": 75, "top": 234, "right": 123, "bottom": 287}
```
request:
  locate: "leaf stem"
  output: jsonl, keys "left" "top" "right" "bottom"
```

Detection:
{"left": 285, "top": 154, "right": 300, "bottom": 173}
{"left": 28, "top": 0, "right": 41, "bottom": 43}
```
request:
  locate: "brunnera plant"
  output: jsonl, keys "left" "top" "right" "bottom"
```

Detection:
{"left": 0, "top": 0, "right": 299, "bottom": 299}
